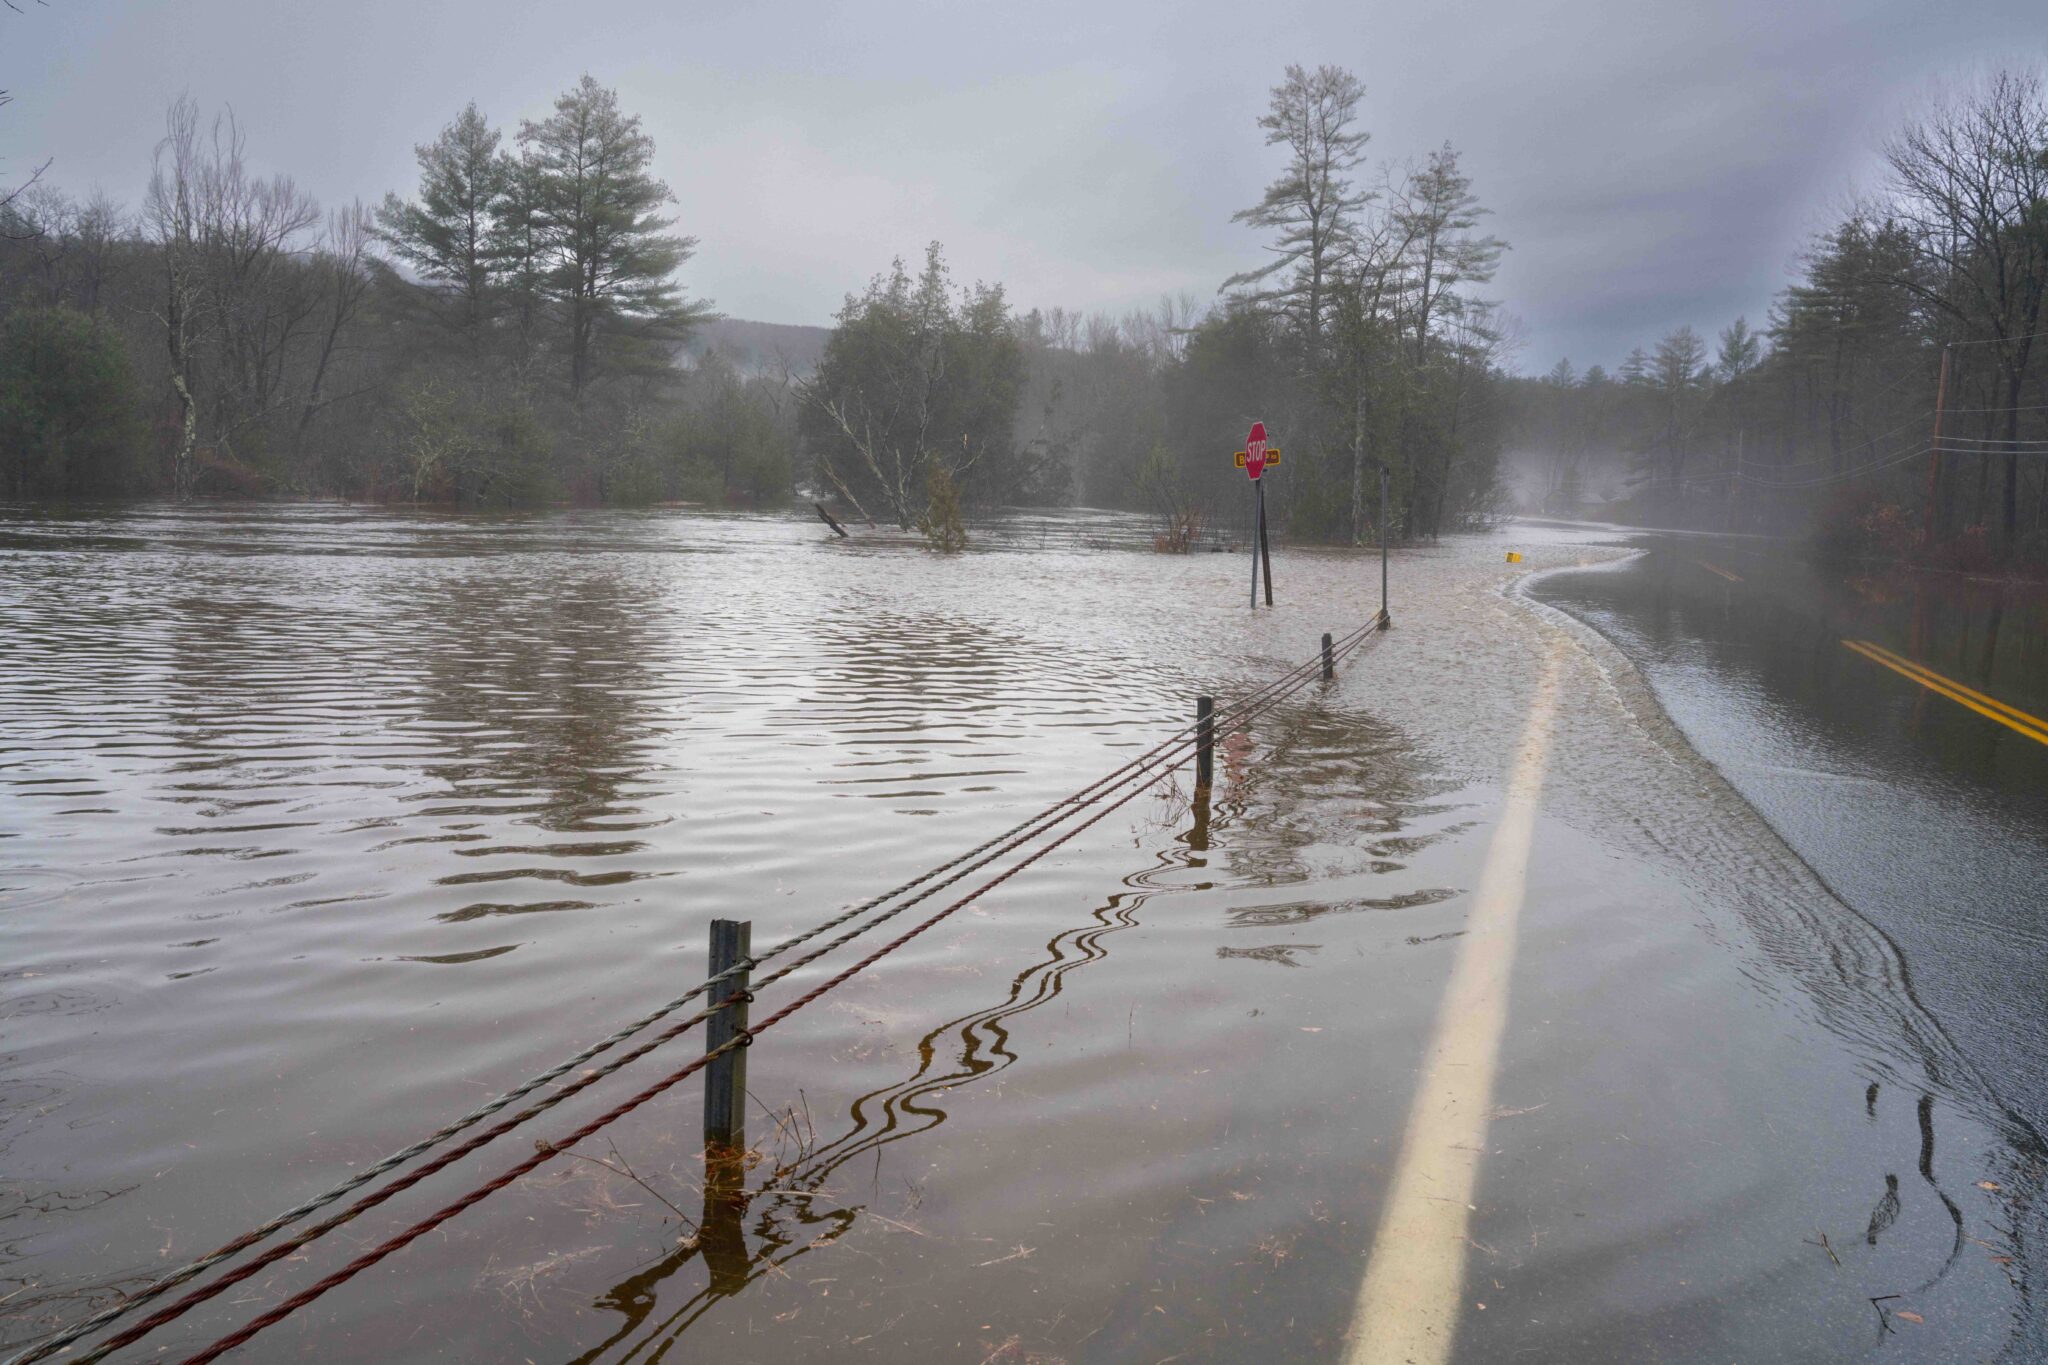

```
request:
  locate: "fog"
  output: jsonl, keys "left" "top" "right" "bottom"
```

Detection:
{"left": 5, "top": 0, "right": 2042, "bottom": 371}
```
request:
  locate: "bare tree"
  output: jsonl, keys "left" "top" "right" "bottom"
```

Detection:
{"left": 1392, "top": 144, "right": 1506, "bottom": 365}
{"left": 294, "top": 201, "right": 376, "bottom": 460}
{"left": 1884, "top": 68, "right": 2048, "bottom": 542}
{"left": 144, "top": 96, "right": 203, "bottom": 498}
{"left": 145, "top": 96, "right": 324, "bottom": 495}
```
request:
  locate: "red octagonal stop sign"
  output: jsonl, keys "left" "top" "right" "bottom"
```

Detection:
{"left": 1244, "top": 421, "right": 1268, "bottom": 480}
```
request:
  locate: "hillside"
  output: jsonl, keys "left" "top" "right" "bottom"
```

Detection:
{"left": 683, "top": 317, "right": 833, "bottom": 378}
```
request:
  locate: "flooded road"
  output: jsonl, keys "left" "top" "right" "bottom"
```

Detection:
{"left": 2, "top": 505, "right": 2042, "bottom": 1362}
{"left": 1526, "top": 529, "right": 2048, "bottom": 1138}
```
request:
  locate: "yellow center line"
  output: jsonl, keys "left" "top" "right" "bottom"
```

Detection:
{"left": 1345, "top": 646, "right": 1564, "bottom": 1365}
{"left": 1841, "top": 639, "right": 2048, "bottom": 746}
{"left": 1699, "top": 561, "right": 1742, "bottom": 582}
{"left": 1850, "top": 639, "right": 2044, "bottom": 731}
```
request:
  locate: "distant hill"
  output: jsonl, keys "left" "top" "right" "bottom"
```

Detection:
{"left": 682, "top": 317, "right": 832, "bottom": 378}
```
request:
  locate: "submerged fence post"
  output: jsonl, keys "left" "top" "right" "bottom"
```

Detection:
{"left": 1195, "top": 696, "right": 1215, "bottom": 790}
{"left": 1379, "top": 464, "right": 1390, "bottom": 624}
{"left": 704, "top": 919, "right": 752, "bottom": 1154}
{"left": 1322, "top": 632, "right": 1334, "bottom": 680}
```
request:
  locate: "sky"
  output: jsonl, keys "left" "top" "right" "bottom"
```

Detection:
{"left": 3, "top": 0, "right": 2044, "bottom": 373}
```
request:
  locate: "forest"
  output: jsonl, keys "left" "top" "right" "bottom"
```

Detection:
{"left": 0, "top": 66, "right": 1511, "bottom": 544}
{"left": 13, "top": 62, "right": 2042, "bottom": 567}
{"left": 1503, "top": 68, "right": 2048, "bottom": 571}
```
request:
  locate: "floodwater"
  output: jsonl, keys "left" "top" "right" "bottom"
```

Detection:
{"left": 0, "top": 504, "right": 2041, "bottom": 1363}
{"left": 1526, "top": 530, "right": 2048, "bottom": 1139}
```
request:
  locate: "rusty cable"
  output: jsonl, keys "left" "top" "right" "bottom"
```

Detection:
{"left": 34, "top": 611, "right": 1385, "bottom": 1365}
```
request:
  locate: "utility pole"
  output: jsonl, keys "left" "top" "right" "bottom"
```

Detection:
{"left": 1923, "top": 344, "right": 1951, "bottom": 542}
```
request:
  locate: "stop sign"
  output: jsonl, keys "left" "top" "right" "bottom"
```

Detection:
{"left": 1245, "top": 421, "right": 1268, "bottom": 480}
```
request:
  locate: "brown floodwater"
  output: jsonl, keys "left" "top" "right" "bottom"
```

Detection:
{"left": 1, "top": 504, "right": 2040, "bottom": 1362}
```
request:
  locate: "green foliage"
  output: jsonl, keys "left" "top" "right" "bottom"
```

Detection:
{"left": 518, "top": 76, "right": 713, "bottom": 400}
{"left": 920, "top": 460, "right": 967, "bottom": 552}
{"left": 0, "top": 306, "right": 140, "bottom": 496}
{"left": 389, "top": 378, "right": 554, "bottom": 505}
{"left": 801, "top": 243, "right": 1026, "bottom": 526}
{"left": 374, "top": 102, "right": 508, "bottom": 350}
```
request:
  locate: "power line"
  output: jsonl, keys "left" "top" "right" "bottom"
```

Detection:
{"left": 1735, "top": 444, "right": 1936, "bottom": 489}
{"left": 1943, "top": 330, "right": 2048, "bottom": 349}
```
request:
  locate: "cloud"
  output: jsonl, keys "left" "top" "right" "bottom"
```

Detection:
{"left": 5, "top": 0, "right": 2043, "bottom": 369}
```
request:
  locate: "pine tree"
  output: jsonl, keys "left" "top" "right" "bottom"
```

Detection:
{"left": 1394, "top": 144, "right": 1505, "bottom": 363}
{"left": 518, "top": 76, "right": 710, "bottom": 401}
{"left": 1224, "top": 64, "right": 1372, "bottom": 359}
{"left": 375, "top": 103, "right": 508, "bottom": 355}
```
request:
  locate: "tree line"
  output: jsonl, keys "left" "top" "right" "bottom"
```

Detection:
{"left": 0, "top": 77, "right": 787, "bottom": 505}
{"left": 804, "top": 63, "right": 1511, "bottom": 543}
{"left": 2, "top": 66, "right": 1512, "bottom": 545}
{"left": 1507, "top": 67, "right": 2048, "bottom": 571}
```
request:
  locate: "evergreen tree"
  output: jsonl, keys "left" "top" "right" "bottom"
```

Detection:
{"left": 375, "top": 102, "right": 508, "bottom": 355}
{"left": 1224, "top": 64, "right": 1372, "bottom": 359}
{"left": 518, "top": 76, "right": 710, "bottom": 401}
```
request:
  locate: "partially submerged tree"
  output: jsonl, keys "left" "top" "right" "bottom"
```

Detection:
{"left": 800, "top": 243, "right": 1024, "bottom": 527}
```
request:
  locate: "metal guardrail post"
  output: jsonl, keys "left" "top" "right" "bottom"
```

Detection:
{"left": 1195, "top": 696, "right": 1215, "bottom": 789}
{"left": 704, "top": 919, "right": 752, "bottom": 1153}
{"left": 1322, "top": 632, "right": 1335, "bottom": 680}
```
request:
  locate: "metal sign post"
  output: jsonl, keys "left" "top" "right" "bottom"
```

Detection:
{"left": 1234, "top": 421, "right": 1280, "bottom": 608}
{"left": 1379, "top": 463, "right": 1389, "bottom": 621}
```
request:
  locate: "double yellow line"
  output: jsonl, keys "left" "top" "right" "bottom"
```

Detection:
{"left": 1842, "top": 638, "right": 2048, "bottom": 747}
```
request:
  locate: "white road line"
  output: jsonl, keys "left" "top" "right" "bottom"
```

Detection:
{"left": 1345, "top": 648, "right": 1565, "bottom": 1365}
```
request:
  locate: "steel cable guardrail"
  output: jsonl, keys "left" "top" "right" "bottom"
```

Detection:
{"left": 20, "top": 612, "right": 1389, "bottom": 1365}
{"left": 167, "top": 615, "right": 1394, "bottom": 1365}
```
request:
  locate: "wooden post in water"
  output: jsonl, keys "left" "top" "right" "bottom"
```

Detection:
{"left": 1195, "top": 697, "right": 1215, "bottom": 790}
{"left": 1322, "top": 632, "right": 1334, "bottom": 680}
{"left": 704, "top": 919, "right": 752, "bottom": 1154}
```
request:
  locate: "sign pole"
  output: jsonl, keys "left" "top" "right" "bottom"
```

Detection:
{"left": 1237, "top": 420, "right": 1275, "bottom": 610}
{"left": 1249, "top": 480, "right": 1260, "bottom": 608}
{"left": 1258, "top": 480, "right": 1273, "bottom": 606}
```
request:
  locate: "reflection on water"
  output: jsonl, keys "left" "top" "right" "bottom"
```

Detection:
{"left": 2, "top": 505, "right": 2043, "bottom": 1360}
{"left": 560, "top": 692, "right": 1462, "bottom": 1363}
{"left": 1523, "top": 532, "right": 2048, "bottom": 1359}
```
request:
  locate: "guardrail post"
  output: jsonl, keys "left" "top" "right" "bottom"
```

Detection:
{"left": 1195, "top": 696, "right": 1215, "bottom": 789}
{"left": 704, "top": 919, "right": 751, "bottom": 1154}
{"left": 1322, "top": 632, "right": 1334, "bottom": 680}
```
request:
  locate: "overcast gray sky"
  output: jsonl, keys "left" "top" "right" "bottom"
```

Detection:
{"left": 4, "top": 0, "right": 2043, "bottom": 372}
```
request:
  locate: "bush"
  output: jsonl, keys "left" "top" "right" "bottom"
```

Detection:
{"left": 920, "top": 462, "right": 967, "bottom": 552}
{"left": 390, "top": 380, "right": 555, "bottom": 505}
{"left": 0, "top": 306, "right": 142, "bottom": 497}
